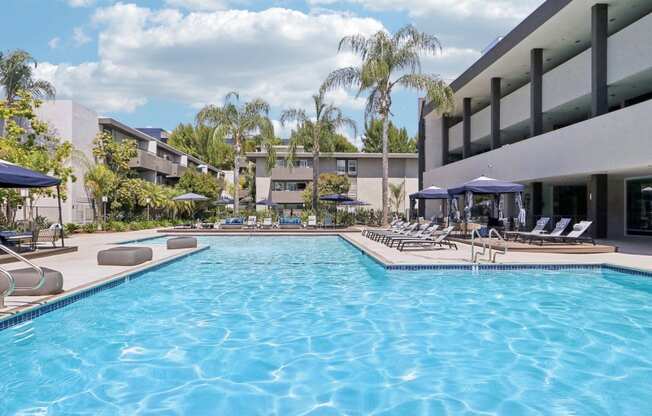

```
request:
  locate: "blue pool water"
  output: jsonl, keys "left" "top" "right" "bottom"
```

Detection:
{"left": 1, "top": 236, "right": 651, "bottom": 415}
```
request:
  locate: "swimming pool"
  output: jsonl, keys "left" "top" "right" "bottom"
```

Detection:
{"left": 1, "top": 236, "right": 651, "bottom": 415}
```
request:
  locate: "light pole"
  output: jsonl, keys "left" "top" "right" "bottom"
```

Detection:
{"left": 145, "top": 197, "right": 151, "bottom": 221}
{"left": 101, "top": 196, "right": 108, "bottom": 224}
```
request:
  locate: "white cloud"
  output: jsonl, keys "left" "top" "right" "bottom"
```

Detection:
{"left": 308, "top": 0, "right": 544, "bottom": 21}
{"left": 48, "top": 37, "right": 61, "bottom": 49}
{"left": 67, "top": 0, "right": 95, "bottom": 7}
{"left": 73, "top": 27, "right": 91, "bottom": 46}
{"left": 164, "top": 0, "right": 230, "bottom": 11}
{"left": 38, "top": 4, "right": 384, "bottom": 113}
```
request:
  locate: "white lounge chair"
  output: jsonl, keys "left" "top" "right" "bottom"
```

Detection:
{"left": 537, "top": 221, "right": 595, "bottom": 245}
{"left": 261, "top": 217, "right": 273, "bottom": 229}
{"left": 524, "top": 218, "right": 571, "bottom": 245}
{"left": 505, "top": 217, "right": 550, "bottom": 241}
{"left": 246, "top": 216, "right": 257, "bottom": 229}
{"left": 397, "top": 226, "right": 457, "bottom": 251}
{"left": 306, "top": 215, "right": 318, "bottom": 228}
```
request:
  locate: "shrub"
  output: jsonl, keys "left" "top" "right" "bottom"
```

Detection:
{"left": 64, "top": 223, "right": 79, "bottom": 235}
{"left": 82, "top": 223, "right": 98, "bottom": 233}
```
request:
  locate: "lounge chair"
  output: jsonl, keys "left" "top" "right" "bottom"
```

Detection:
{"left": 372, "top": 222, "right": 417, "bottom": 242}
{"left": 260, "top": 217, "right": 274, "bottom": 229}
{"left": 384, "top": 224, "right": 440, "bottom": 247}
{"left": 397, "top": 226, "right": 458, "bottom": 251}
{"left": 322, "top": 215, "right": 335, "bottom": 228}
{"left": 504, "top": 217, "right": 550, "bottom": 241}
{"left": 362, "top": 219, "right": 402, "bottom": 237}
{"left": 279, "top": 217, "right": 302, "bottom": 229}
{"left": 306, "top": 215, "right": 318, "bottom": 228}
{"left": 36, "top": 225, "right": 61, "bottom": 248}
{"left": 523, "top": 218, "right": 571, "bottom": 245}
{"left": 245, "top": 216, "right": 257, "bottom": 229}
{"left": 536, "top": 221, "right": 595, "bottom": 245}
{"left": 219, "top": 217, "right": 244, "bottom": 230}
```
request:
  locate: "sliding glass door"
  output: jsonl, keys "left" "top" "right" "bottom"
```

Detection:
{"left": 626, "top": 177, "right": 652, "bottom": 236}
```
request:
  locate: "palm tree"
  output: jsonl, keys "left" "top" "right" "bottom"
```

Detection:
{"left": 197, "top": 92, "right": 275, "bottom": 214}
{"left": 280, "top": 89, "right": 356, "bottom": 210}
{"left": 323, "top": 25, "right": 455, "bottom": 225}
{"left": 0, "top": 50, "right": 55, "bottom": 103}
{"left": 389, "top": 181, "right": 405, "bottom": 215}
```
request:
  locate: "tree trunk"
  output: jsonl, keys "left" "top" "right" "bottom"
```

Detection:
{"left": 381, "top": 113, "right": 390, "bottom": 225}
{"left": 233, "top": 144, "right": 240, "bottom": 215}
{"left": 312, "top": 128, "right": 320, "bottom": 211}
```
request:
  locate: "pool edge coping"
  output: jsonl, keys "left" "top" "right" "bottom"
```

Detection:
{"left": 0, "top": 245, "right": 210, "bottom": 331}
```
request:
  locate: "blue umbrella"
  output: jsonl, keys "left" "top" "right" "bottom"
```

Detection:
{"left": 410, "top": 186, "right": 449, "bottom": 200}
{"left": 320, "top": 194, "right": 354, "bottom": 202}
{"left": 215, "top": 195, "right": 234, "bottom": 205}
{"left": 256, "top": 198, "right": 279, "bottom": 207}
{"left": 340, "top": 200, "right": 370, "bottom": 206}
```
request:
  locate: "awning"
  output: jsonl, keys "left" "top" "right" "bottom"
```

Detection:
{"left": 410, "top": 186, "right": 449, "bottom": 200}
{"left": 0, "top": 160, "right": 61, "bottom": 188}
{"left": 448, "top": 176, "right": 525, "bottom": 196}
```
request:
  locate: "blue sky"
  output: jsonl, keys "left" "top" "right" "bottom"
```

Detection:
{"left": 2, "top": 0, "right": 544, "bottom": 145}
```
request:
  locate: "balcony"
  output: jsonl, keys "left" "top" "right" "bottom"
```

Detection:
{"left": 129, "top": 149, "right": 176, "bottom": 176}
{"left": 270, "top": 167, "right": 313, "bottom": 181}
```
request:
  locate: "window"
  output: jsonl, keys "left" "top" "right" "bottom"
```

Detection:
{"left": 336, "top": 159, "right": 346, "bottom": 175}
{"left": 347, "top": 160, "right": 358, "bottom": 176}
{"left": 626, "top": 177, "right": 652, "bottom": 236}
{"left": 272, "top": 181, "right": 308, "bottom": 192}
{"left": 297, "top": 159, "right": 312, "bottom": 168}
{"left": 275, "top": 158, "right": 286, "bottom": 168}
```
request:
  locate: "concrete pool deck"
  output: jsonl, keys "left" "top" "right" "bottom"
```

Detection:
{"left": 1, "top": 229, "right": 651, "bottom": 319}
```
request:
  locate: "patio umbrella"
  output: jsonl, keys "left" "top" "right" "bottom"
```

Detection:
{"left": 320, "top": 194, "right": 354, "bottom": 203}
{"left": 172, "top": 192, "right": 209, "bottom": 202}
{"left": 256, "top": 198, "right": 280, "bottom": 209}
{"left": 340, "top": 200, "right": 370, "bottom": 206}
{"left": 215, "top": 195, "right": 234, "bottom": 205}
{"left": 448, "top": 176, "right": 525, "bottom": 196}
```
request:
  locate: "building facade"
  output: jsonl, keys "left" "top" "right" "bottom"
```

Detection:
{"left": 247, "top": 147, "right": 418, "bottom": 214}
{"left": 419, "top": 0, "right": 652, "bottom": 240}
{"left": 34, "top": 100, "right": 224, "bottom": 223}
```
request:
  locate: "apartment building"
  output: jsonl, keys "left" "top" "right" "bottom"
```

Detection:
{"left": 419, "top": 0, "right": 652, "bottom": 240}
{"left": 34, "top": 100, "right": 223, "bottom": 223}
{"left": 247, "top": 146, "right": 418, "bottom": 213}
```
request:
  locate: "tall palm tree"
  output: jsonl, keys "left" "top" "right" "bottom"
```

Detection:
{"left": 197, "top": 92, "right": 275, "bottom": 214}
{"left": 0, "top": 50, "right": 55, "bottom": 103}
{"left": 280, "top": 89, "right": 356, "bottom": 210}
{"left": 323, "top": 25, "right": 455, "bottom": 225}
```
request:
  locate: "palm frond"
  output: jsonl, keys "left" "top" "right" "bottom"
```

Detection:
{"left": 395, "top": 74, "right": 454, "bottom": 113}
{"left": 337, "top": 34, "right": 369, "bottom": 58}
{"left": 322, "top": 67, "right": 362, "bottom": 92}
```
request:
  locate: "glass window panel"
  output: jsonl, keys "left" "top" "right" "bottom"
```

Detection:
{"left": 626, "top": 177, "right": 652, "bottom": 236}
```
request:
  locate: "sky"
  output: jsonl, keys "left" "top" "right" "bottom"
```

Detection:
{"left": 1, "top": 0, "right": 545, "bottom": 146}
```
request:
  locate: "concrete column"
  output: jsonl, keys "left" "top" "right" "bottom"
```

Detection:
{"left": 588, "top": 174, "right": 608, "bottom": 239}
{"left": 591, "top": 4, "right": 608, "bottom": 117}
{"left": 441, "top": 115, "right": 449, "bottom": 165}
{"left": 462, "top": 98, "right": 472, "bottom": 159}
{"left": 532, "top": 181, "right": 543, "bottom": 221}
{"left": 530, "top": 48, "right": 543, "bottom": 136}
{"left": 490, "top": 78, "right": 501, "bottom": 150}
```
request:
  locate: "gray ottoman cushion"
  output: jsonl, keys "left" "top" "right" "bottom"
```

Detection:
{"left": 97, "top": 246, "right": 153, "bottom": 266}
{"left": 167, "top": 237, "right": 197, "bottom": 249}
{"left": 0, "top": 267, "right": 64, "bottom": 296}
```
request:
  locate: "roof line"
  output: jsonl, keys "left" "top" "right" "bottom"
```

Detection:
{"left": 424, "top": 0, "right": 572, "bottom": 115}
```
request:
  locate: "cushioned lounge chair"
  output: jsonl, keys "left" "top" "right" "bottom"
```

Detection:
{"left": 524, "top": 218, "right": 571, "bottom": 245}
{"left": 245, "top": 216, "right": 257, "bottom": 229}
{"left": 306, "top": 215, "right": 318, "bottom": 228}
{"left": 397, "top": 226, "right": 457, "bottom": 251}
{"left": 260, "top": 217, "right": 274, "bottom": 229}
{"left": 504, "top": 217, "right": 550, "bottom": 241}
{"left": 384, "top": 224, "right": 440, "bottom": 247}
{"left": 220, "top": 218, "right": 244, "bottom": 230}
{"left": 279, "top": 217, "right": 302, "bottom": 229}
{"left": 536, "top": 221, "right": 595, "bottom": 245}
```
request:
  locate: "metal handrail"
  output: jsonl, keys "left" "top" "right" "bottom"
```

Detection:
{"left": 0, "top": 244, "right": 45, "bottom": 295}
{"left": 487, "top": 228, "right": 508, "bottom": 263}
{"left": 471, "top": 229, "right": 486, "bottom": 263}
{"left": 0, "top": 266, "right": 16, "bottom": 308}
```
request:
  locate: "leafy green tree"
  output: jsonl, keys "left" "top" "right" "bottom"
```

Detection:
{"left": 197, "top": 92, "right": 276, "bottom": 214}
{"left": 83, "top": 164, "right": 118, "bottom": 222}
{"left": 362, "top": 119, "right": 416, "bottom": 153}
{"left": 323, "top": 25, "right": 455, "bottom": 224}
{"left": 91, "top": 131, "right": 137, "bottom": 177}
{"left": 168, "top": 123, "right": 235, "bottom": 170}
{"left": 0, "top": 50, "right": 55, "bottom": 104}
{"left": 281, "top": 89, "right": 356, "bottom": 210}
{"left": 0, "top": 91, "right": 75, "bottom": 222}
{"left": 302, "top": 173, "right": 351, "bottom": 210}
{"left": 176, "top": 169, "right": 223, "bottom": 200}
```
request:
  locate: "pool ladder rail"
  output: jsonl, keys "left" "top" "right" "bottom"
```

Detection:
{"left": 471, "top": 228, "right": 508, "bottom": 264}
{"left": 0, "top": 244, "right": 46, "bottom": 309}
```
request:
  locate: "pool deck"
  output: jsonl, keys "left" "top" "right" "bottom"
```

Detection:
{"left": 1, "top": 229, "right": 651, "bottom": 320}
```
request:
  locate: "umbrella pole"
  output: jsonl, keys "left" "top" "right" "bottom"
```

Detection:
{"left": 56, "top": 185, "right": 65, "bottom": 247}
